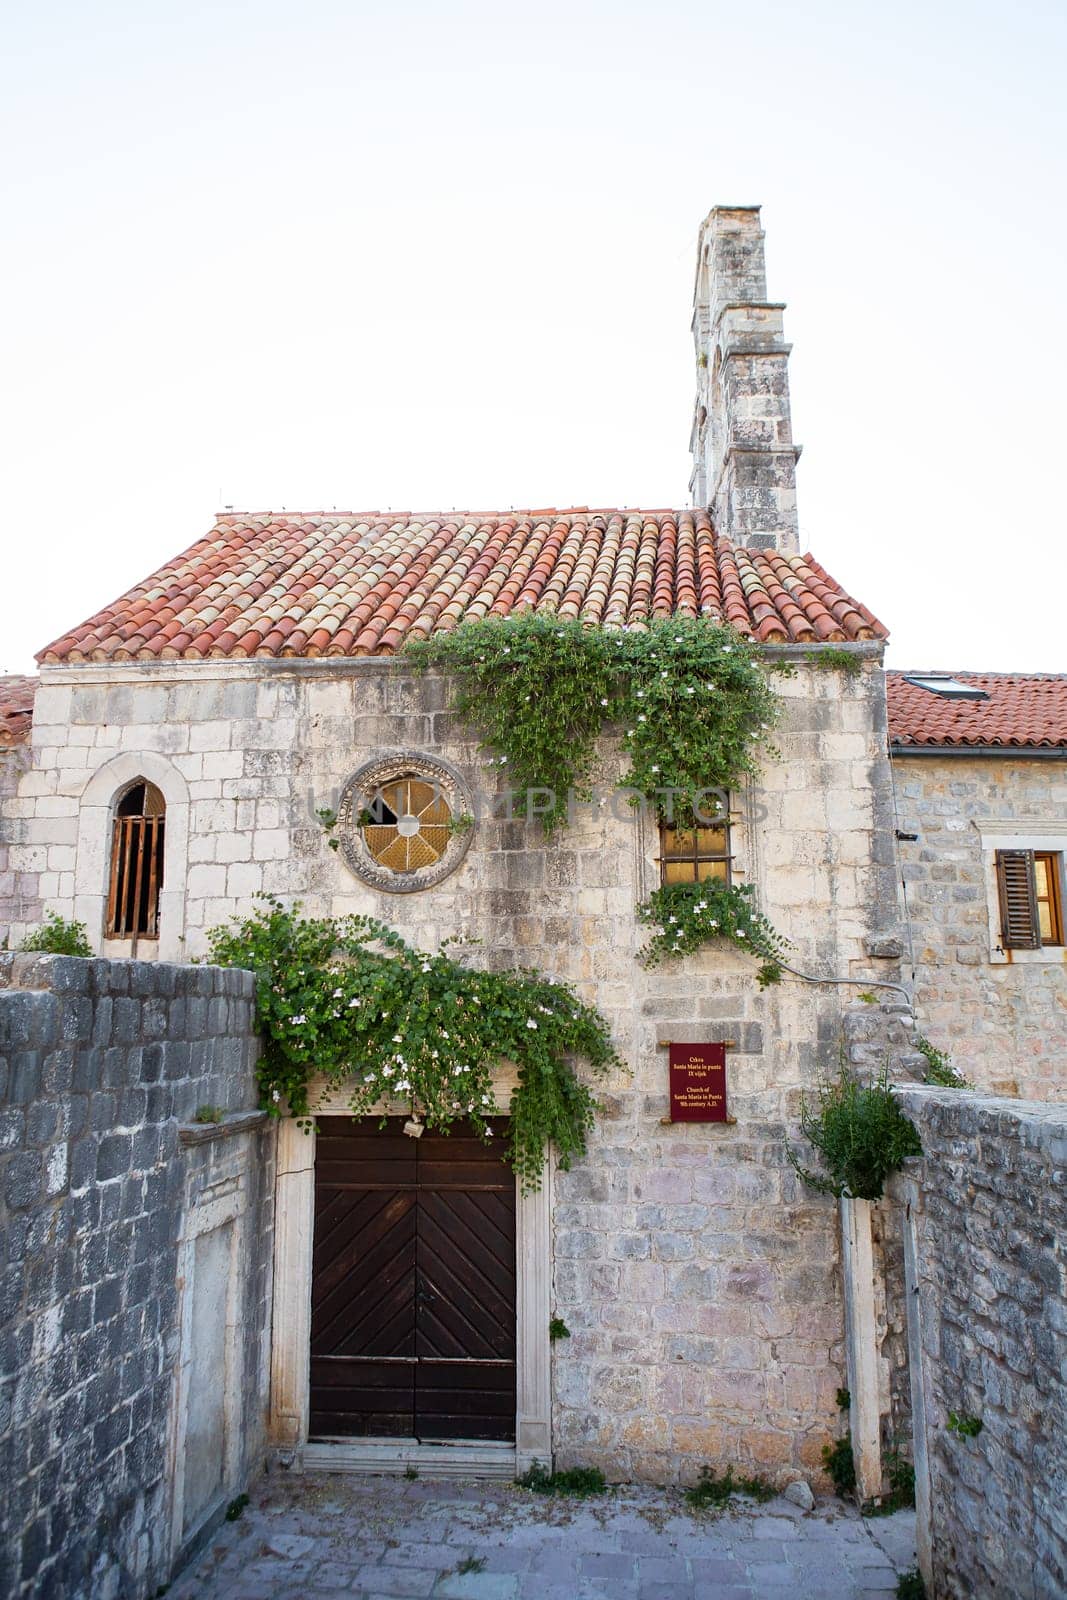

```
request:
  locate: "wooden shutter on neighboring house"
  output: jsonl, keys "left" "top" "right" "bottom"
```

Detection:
{"left": 995, "top": 849, "right": 1041, "bottom": 949}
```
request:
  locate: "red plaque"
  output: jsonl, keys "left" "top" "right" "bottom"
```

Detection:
{"left": 668, "top": 1042, "right": 728, "bottom": 1122}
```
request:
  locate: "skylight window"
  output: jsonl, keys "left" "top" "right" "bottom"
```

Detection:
{"left": 903, "top": 675, "right": 990, "bottom": 700}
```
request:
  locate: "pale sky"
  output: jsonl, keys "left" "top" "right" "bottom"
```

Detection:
{"left": 2, "top": 0, "right": 1064, "bottom": 676}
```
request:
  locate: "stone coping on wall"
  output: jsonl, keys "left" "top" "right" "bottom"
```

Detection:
{"left": 178, "top": 1110, "right": 271, "bottom": 1146}
{"left": 894, "top": 1082, "right": 1067, "bottom": 1146}
{"left": 0, "top": 949, "right": 255, "bottom": 996}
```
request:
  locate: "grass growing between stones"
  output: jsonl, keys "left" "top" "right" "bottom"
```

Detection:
{"left": 516, "top": 1463, "right": 607, "bottom": 1497}
{"left": 822, "top": 1436, "right": 856, "bottom": 1497}
{"left": 896, "top": 1570, "right": 926, "bottom": 1599}
{"left": 865, "top": 1449, "right": 915, "bottom": 1516}
{"left": 684, "top": 1466, "right": 775, "bottom": 1512}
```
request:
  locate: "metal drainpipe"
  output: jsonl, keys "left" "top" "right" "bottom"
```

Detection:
{"left": 776, "top": 961, "right": 913, "bottom": 1008}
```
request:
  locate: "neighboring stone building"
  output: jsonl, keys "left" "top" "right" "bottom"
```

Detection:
{"left": 888, "top": 671, "right": 1067, "bottom": 1100}
{"left": 2, "top": 206, "right": 909, "bottom": 1490}
{"left": 0, "top": 676, "right": 40, "bottom": 940}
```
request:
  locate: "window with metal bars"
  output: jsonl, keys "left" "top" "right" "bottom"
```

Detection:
{"left": 995, "top": 848, "right": 1064, "bottom": 949}
{"left": 657, "top": 813, "right": 732, "bottom": 885}
{"left": 106, "top": 781, "right": 165, "bottom": 939}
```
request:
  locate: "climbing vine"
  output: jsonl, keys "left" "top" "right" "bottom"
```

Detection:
{"left": 204, "top": 897, "right": 619, "bottom": 1191}
{"left": 405, "top": 613, "right": 782, "bottom": 834}
{"left": 636, "top": 879, "right": 789, "bottom": 986}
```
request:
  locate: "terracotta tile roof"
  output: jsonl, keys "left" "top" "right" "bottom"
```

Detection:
{"left": 37, "top": 510, "right": 887, "bottom": 664}
{"left": 888, "top": 672, "right": 1067, "bottom": 750}
{"left": 0, "top": 675, "right": 37, "bottom": 746}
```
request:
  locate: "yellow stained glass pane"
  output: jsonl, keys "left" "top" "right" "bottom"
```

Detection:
{"left": 363, "top": 826, "right": 398, "bottom": 862}
{"left": 1038, "top": 901, "right": 1053, "bottom": 941}
{"left": 377, "top": 834, "right": 411, "bottom": 872}
{"left": 696, "top": 827, "right": 727, "bottom": 855}
{"left": 421, "top": 826, "right": 450, "bottom": 860}
{"left": 405, "top": 779, "right": 436, "bottom": 812}
{"left": 1034, "top": 859, "right": 1049, "bottom": 897}
{"left": 664, "top": 860, "right": 698, "bottom": 884}
{"left": 663, "top": 829, "right": 696, "bottom": 858}
{"left": 696, "top": 859, "right": 729, "bottom": 883}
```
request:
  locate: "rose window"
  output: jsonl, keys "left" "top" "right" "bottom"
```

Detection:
{"left": 337, "top": 753, "right": 474, "bottom": 893}
{"left": 361, "top": 777, "right": 452, "bottom": 874}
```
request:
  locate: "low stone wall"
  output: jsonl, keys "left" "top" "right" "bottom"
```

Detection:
{"left": 0, "top": 955, "right": 273, "bottom": 1600}
{"left": 897, "top": 1087, "right": 1067, "bottom": 1600}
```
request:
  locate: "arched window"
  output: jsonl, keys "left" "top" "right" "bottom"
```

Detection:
{"left": 106, "top": 780, "right": 166, "bottom": 939}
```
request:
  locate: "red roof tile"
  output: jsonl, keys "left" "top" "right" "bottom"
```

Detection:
{"left": 0, "top": 675, "right": 37, "bottom": 746}
{"left": 37, "top": 511, "right": 887, "bottom": 663}
{"left": 888, "top": 672, "right": 1067, "bottom": 750}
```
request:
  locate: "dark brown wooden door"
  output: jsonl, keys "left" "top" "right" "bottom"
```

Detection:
{"left": 310, "top": 1117, "right": 516, "bottom": 1442}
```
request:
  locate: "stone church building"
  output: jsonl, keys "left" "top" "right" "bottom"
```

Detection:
{"left": 0, "top": 208, "right": 938, "bottom": 1489}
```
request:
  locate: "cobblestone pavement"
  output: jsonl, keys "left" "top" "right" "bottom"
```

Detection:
{"left": 168, "top": 1470, "right": 918, "bottom": 1600}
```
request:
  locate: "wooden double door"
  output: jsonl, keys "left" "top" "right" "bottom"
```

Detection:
{"left": 310, "top": 1117, "right": 517, "bottom": 1442}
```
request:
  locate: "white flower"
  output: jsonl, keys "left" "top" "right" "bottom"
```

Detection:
{"left": 441, "top": 1031, "right": 449, "bottom": 1040}
{"left": 431, "top": 1049, "right": 439, "bottom": 1060}
{"left": 650, "top": 764, "right": 660, "bottom": 773}
{"left": 382, "top": 1065, "right": 394, "bottom": 1077}
{"left": 661, "top": 670, "right": 669, "bottom": 679}
{"left": 525, "top": 694, "right": 531, "bottom": 701}
{"left": 272, "top": 1089, "right": 281, "bottom": 1103}
{"left": 635, "top": 690, "right": 644, "bottom": 699}
{"left": 421, "top": 962, "right": 431, "bottom": 973}
{"left": 503, "top": 646, "right": 511, "bottom": 654}
{"left": 482, "top": 1094, "right": 493, "bottom": 1105}
{"left": 675, "top": 635, "right": 682, "bottom": 642}
{"left": 627, "top": 729, "right": 635, "bottom": 736}
{"left": 485, "top": 1128, "right": 493, "bottom": 1138}
{"left": 600, "top": 698, "right": 609, "bottom": 706}
{"left": 499, "top": 756, "right": 507, "bottom": 765}
{"left": 393, "top": 1033, "right": 403, "bottom": 1043}
{"left": 668, "top": 916, "right": 678, "bottom": 925}
{"left": 709, "top": 920, "right": 718, "bottom": 929}
{"left": 638, "top": 714, "right": 647, "bottom": 723}
{"left": 348, "top": 997, "right": 360, "bottom": 1008}
{"left": 737, "top": 929, "right": 746, "bottom": 938}
{"left": 332, "top": 988, "right": 344, "bottom": 998}
{"left": 291, "top": 1013, "right": 307, "bottom": 1026}
{"left": 526, "top": 1018, "right": 538, "bottom": 1030}
{"left": 686, "top": 687, "right": 695, "bottom": 696}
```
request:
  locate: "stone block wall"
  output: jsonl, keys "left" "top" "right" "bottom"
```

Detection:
{"left": 897, "top": 1086, "right": 1067, "bottom": 1600}
{"left": 0, "top": 955, "right": 273, "bottom": 1600}
{"left": 6, "top": 650, "right": 897, "bottom": 1486}
{"left": 891, "top": 753, "right": 1067, "bottom": 1100}
{"left": 0, "top": 742, "right": 40, "bottom": 943}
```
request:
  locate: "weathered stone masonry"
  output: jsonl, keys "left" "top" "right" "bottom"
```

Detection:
{"left": 896, "top": 1087, "right": 1067, "bottom": 1600}
{"left": 0, "top": 955, "right": 273, "bottom": 1600}
{"left": 7, "top": 647, "right": 900, "bottom": 1486}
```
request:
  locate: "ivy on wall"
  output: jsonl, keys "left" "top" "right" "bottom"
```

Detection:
{"left": 406, "top": 613, "right": 782, "bottom": 834}
{"left": 637, "top": 880, "right": 790, "bottom": 986}
{"left": 408, "top": 612, "right": 789, "bottom": 979}
{"left": 205, "top": 897, "right": 618, "bottom": 1191}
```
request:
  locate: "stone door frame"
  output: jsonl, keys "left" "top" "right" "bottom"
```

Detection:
{"left": 268, "top": 1092, "right": 552, "bottom": 1477}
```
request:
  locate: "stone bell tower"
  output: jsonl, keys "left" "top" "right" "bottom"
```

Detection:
{"left": 689, "top": 206, "right": 800, "bottom": 552}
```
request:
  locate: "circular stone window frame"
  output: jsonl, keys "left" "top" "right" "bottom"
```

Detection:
{"left": 336, "top": 751, "right": 475, "bottom": 894}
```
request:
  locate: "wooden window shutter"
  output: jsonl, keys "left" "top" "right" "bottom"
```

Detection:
{"left": 995, "top": 849, "right": 1041, "bottom": 949}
